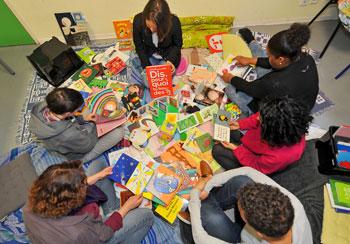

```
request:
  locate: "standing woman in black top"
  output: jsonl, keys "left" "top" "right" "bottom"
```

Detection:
{"left": 222, "top": 24, "right": 319, "bottom": 114}
{"left": 131, "top": 0, "right": 182, "bottom": 97}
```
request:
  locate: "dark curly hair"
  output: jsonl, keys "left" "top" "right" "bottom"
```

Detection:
{"left": 28, "top": 161, "right": 87, "bottom": 218}
{"left": 259, "top": 96, "right": 313, "bottom": 147}
{"left": 46, "top": 88, "right": 84, "bottom": 115}
{"left": 142, "top": 0, "right": 172, "bottom": 41}
{"left": 268, "top": 23, "right": 310, "bottom": 62}
{"left": 237, "top": 183, "right": 294, "bottom": 238}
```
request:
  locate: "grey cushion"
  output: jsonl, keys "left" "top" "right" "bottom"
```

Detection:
{"left": 0, "top": 153, "right": 37, "bottom": 218}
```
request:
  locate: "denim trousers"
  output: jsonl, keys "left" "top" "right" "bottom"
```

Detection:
{"left": 200, "top": 175, "right": 254, "bottom": 243}
{"left": 224, "top": 41, "right": 271, "bottom": 114}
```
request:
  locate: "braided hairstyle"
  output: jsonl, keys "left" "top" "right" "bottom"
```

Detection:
{"left": 267, "top": 23, "right": 310, "bottom": 62}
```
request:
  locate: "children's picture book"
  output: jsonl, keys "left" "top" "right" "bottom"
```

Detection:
{"left": 222, "top": 34, "right": 252, "bottom": 60}
{"left": 205, "top": 32, "right": 227, "bottom": 53}
{"left": 87, "top": 78, "right": 108, "bottom": 89}
{"left": 90, "top": 43, "right": 129, "bottom": 67}
{"left": 91, "top": 63, "right": 105, "bottom": 77}
{"left": 205, "top": 53, "right": 224, "bottom": 72}
{"left": 71, "top": 64, "right": 98, "bottom": 84}
{"left": 213, "top": 110, "right": 231, "bottom": 142}
{"left": 159, "top": 117, "right": 178, "bottom": 142}
{"left": 86, "top": 88, "right": 126, "bottom": 124}
{"left": 68, "top": 79, "right": 93, "bottom": 94}
{"left": 194, "top": 133, "right": 213, "bottom": 153}
{"left": 336, "top": 151, "right": 350, "bottom": 169}
{"left": 188, "top": 68, "right": 217, "bottom": 85}
{"left": 54, "top": 12, "right": 91, "bottom": 46}
{"left": 326, "top": 184, "right": 350, "bottom": 211}
{"left": 329, "top": 179, "right": 350, "bottom": 208}
{"left": 217, "top": 54, "right": 253, "bottom": 80}
{"left": 113, "top": 19, "right": 132, "bottom": 39}
{"left": 146, "top": 165, "right": 183, "bottom": 206}
{"left": 96, "top": 116, "right": 127, "bottom": 137}
{"left": 105, "top": 56, "right": 126, "bottom": 76}
{"left": 155, "top": 195, "right": 184, "bottom": 224}
{"left": 126, "top": 162, "right": 154, "bottom": 194}
{"left": 127, "top": 115, "right": 159, "bottom": 150}
{"left": 146, "top": 64, "right": 173, "bottom": 99}
{"left": 225, "top": 103, "right": 241, "bottom": 120}
{"left": 76, "top": 47, "right": 96, "bottom": 64}
{"left": 160, "top": 142, "right": 198, "bottom": 169}
{"left": 185, "top": 64, "right": 208, "bottom": 77}
{"left": 177, "top": 114, "right": 199, "bottom": 133}
{"left": 194, "top": 86, "right": 225, "bottom": 106}
{"left": 109, "top": 153, "right": 139, "bottom": 185}
{"left": 121, "top": 84, "right": 144, "bottom": 112}
{"left": 183, "top": 127, "right": 204, "bottom": 154}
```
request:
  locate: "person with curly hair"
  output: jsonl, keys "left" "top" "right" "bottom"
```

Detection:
{"left": 23, "top": 161, "right": 154, "bottom": 244}
{"left": 29, "top": 88, "right": 124, "bottom": 163}
{"left": 212, "top": 96, "right": 313, "bottom": 175}
{"left": 188, "top": 167, "right": 312, "bottom": 243}
{"left": 221, "top": 23, "right": 319, "bottom": 114}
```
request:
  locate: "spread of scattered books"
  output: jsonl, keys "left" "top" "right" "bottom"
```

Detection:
{"left": 52, "top": 18, "right": 257, "bottom": 224}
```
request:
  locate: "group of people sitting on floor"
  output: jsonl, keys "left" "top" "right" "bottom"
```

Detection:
{"left": 23, "top": 0, "right": 319, "bottom": 243}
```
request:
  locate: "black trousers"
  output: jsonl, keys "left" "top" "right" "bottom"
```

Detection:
{"left": 212, "top": 130, "right": 243, "bottom": 170}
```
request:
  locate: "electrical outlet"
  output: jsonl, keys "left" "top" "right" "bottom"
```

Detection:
{"left": 299, "top": 0, "right": 309, "bottom": 6}
{"left": 310, "top": 0, "right": 318, "bottom": 4}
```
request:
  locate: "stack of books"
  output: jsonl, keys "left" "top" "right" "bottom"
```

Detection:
{"left": 333, "top": 126, "right": 350, "bottom": 169}
{"left": 326, "top": 179, "right": 350, "bottom": 213}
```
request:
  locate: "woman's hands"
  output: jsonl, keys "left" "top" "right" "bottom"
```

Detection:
{"left": 234, "top": 56, "right": 257, "bottom": 66}
{"left": 118, "top": 194, "right": 143, "bottom": 217}
{"left": 229, "top": 121, "right": 240, "bottom": 130}
{"left": 221, "top": 70, "right": 234, "bottom": 83}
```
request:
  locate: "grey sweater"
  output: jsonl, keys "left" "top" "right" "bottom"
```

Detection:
{"left": 189, "top": 167, "right": 313, "bottom": 244}
{"left": 23, "top": 205, "right": 114, "bottom": 244}
{"left": 29, "top": 102, "right": 98, "bottom": 160}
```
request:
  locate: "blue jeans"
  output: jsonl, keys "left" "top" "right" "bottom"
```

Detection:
{"left": 225, "top": 41, "right": 271, "bottom": 114}
{"left": 107, "top": 208, "right": 154, "bottom": 244}
{"left": 201, "top": 175, "right": 253, "bottom": 243}
{"left": 85, "top": 160, "right": 118, "bottom": 216}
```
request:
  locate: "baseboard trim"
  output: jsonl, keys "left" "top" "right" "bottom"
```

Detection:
{"left": 37, "top": 15, "right": 339, "bottom": 44}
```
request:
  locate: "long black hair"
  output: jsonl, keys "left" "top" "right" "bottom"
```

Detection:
{"left": 268, "top": 23, "right": 310, "bottom": 62}
{"left": 259, "top": 96, "right": 313, "bottom": 147}
{"left": 142, "top": 0, "right": 172, "bottom": 42}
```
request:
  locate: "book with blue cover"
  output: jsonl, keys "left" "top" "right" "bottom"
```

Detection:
{"left": 109, "top": 153, "right": 138, "bottom": 185}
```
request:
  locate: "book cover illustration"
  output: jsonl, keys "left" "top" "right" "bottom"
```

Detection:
{"left": 71, "top": 64, "right": 98, "bottom": 84}
{"left": 217, "top": 54, "right": 253, "bottom": 79}
{"left": 183, "top": 127, "right": 204, "bottom": 154}
{"left": 326, "top": 184, "right": 350, "bottom": 211}
{"left": 155, "top": 195, "right": 184, "bottom": 224}
{"left": 54, "top": 12, "right": 91, "bottom": 46}
{"left": 329, "top": 179, "right": 350, "bottom": 208}
{"left": 88, "top": 78, "right": 108, "bottom": 89}
{"left": 86, "top": 88, "right": 126, "bottom": 124}
{"left": 105, "top": 56, "right": 126, "bottom": 76}
{"left": 121, "top": 84, "right": 144, "bottom": 112}
{"left": 205, "top": 32, "right": 227, "bottom": 53}
{"left": 194, "top": 133, "right": 213, "bottom": 153}
{"left": 76, "top": 47, "right": 96, "bottom": 64}
{"left": 160, "top": 142, "right": 198, "bottom": 169}
{"left": 222, "top": 34, "right": 252, "bottom": 60}
{"left": 109, "top": 153, "right": 139, "bottom": 185}
{"left": 225, "top": 103, "right": 241, "bottom": 120}
{"left": 96, "top": 116, "right": 127, "bottom": 137}
{"left": 68, "top": 79, "right": 93, "bottom": 94}
{"left": 146, "top": 165, "right": 183, "bottom": 206}
{"left": 90, "top": 43, "right": 129, "bottom": 67}
{"left": 205, "top": 53, "right": 224, "bottom": 72}
{"left": 159, "top": 113, "right": 178, "bottom": 142}
{"left": 126, "top": 162, "right": 154, "bottom": 194}
{"left": 127, "top": 115, "right": 159, "bottom": 150}
{"left": 146, "top": 64, "right": 173, "bottom": 99}
{"left": 177, "top": 114, "right": 199, "bottom": 133}
{"left": 113, "top": 19, "right": 132, "bottom": 50}
{"left": 213, "top": 110, "right": 231, "bottom": 142}
{"left": 194, "top": 86, "right": 225, "bottom": 106}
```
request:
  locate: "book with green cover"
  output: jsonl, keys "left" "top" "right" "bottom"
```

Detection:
{"left": 76, "top": 47, "right": 96, "bottom": 64}
{"left": 329, "top": 179, "right": 350, "bottom": 208}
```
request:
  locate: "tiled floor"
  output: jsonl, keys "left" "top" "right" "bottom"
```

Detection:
{"left": 0, "top": 20, "right": 349, "bottom": 155}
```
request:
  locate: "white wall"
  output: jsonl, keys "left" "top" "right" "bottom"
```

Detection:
{"left": 5, "top": 0, "right": 338, "bottom": 43}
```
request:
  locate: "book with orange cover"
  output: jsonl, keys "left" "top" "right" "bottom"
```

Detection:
{"left": 113, "top": 19, "right": 132, "bottom": 51}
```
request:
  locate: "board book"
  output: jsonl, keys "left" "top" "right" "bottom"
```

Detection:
{"left": 108, "top": 153, "right": 139, "bottom": 185}
{"left": 146, "top": 64, "right": 173, "bottom": 99}
{"left": 213, "top": 109, "right": 231, "bottom": 142}
{"left": 71, "top": 64, "right": 98, "bottom": 84}
{"left": 217, "top": 54, "right": 253, "bottom": 79}
{"left": 155, "top": 195, "right": 184, "bottom": 224}
{"left": 125, "top": 162, "right": 154, "bottom": 194}
{"left": 329, "top": 179, "right": 350, "bottom": 208}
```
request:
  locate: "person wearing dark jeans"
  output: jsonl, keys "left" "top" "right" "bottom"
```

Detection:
{"left": 212, "top": 96, "right": 313, "bottom": 175}
{"left": 200, "top": 175, "right": 253, "bottom": 243}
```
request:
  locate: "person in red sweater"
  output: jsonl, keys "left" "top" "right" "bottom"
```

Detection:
{"left": 23, "top": 161, "right": 153, "bottom": 244}
{"left": 212, "top": 96, "right": 312, "bottom": 175}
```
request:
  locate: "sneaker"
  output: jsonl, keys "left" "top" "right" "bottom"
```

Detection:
{"left": 178, "top": 210, "right": 191, "bottom": 225}
{"left": 238, "top": 28, "right": 255, "bottom": 44}
{"left": 200, "top": 160, "right": 213, "bottom": 178}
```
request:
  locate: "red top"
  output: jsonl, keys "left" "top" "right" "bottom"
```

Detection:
{"left": 233, "top": 113, "right": 305, "bottom": 175}
{"left": 75, "top": 203, "right": 123, "bottom": 231}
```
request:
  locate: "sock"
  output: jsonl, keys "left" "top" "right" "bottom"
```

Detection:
{"left": 239, "top": 28, "right": 255, "bottom": 44}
